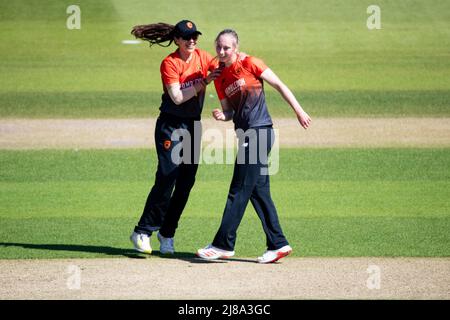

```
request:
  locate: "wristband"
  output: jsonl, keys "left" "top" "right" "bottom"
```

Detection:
{"left": 223, "top": 110, "right": 233, "bottom": 120}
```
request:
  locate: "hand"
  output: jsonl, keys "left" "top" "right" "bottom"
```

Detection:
{"left": 205, "top": 68, "right": 222, "bottom": 85}
{"left": 296, "top": 110, "right": 311, "bottom": 129}
{"left": 212, "top": 108, "right": 226, "bottom": 121}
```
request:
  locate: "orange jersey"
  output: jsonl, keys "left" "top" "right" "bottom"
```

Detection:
{"left": 159, "top": 48, "right": 217, "bottom": 118}
{"left": 214, "top": 56, "right": 273, "bottom": 130}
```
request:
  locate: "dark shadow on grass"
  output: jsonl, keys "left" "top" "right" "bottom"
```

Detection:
{"left": 152, "top": 251, "right": 257, "bottom": 264}
{"left": 0, "top": 242, "right": 145, "bottom": 259}
{"left": 0, "top": 242, "right": 258, "bottom": 263}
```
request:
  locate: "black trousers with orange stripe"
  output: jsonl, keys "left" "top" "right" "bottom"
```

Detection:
{"left": 134, "top": 112, "right": 201, "bottom": 238}
{"left": 212, "top": 126, "right": 290, "bottom": 252}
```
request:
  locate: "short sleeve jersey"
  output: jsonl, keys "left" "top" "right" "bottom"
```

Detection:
{"left": 214, "top": 56, "right": 273, "bottom": 130}
{"left": 160, "top": 48, "right": 217, "bottom": 119}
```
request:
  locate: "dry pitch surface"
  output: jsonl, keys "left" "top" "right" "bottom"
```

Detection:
{"left": 1, "top": 257, "right": 449, "bottom": 299}
{"left": 1, "top": 118, "right": 450, "bottom": 149}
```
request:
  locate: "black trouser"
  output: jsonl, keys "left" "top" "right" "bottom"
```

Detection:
{"left": 212, "top": 126, "right": 289, "bottom": 251}
{"left": 134, "top": 113, "right": 201, "bottom": 238}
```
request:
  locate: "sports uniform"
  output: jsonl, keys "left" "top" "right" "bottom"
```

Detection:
{"left": 134, "top": 47, "right": 216, "bottom": 239}
{"left": 209, "top": 56, "right": 290, "bottom": 252}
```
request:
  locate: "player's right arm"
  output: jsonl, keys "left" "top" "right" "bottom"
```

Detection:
{"left": 212, "top": 98, "right": 233, "bottom": 121}
{"left": 161, "top": 58, "right": 205, "bottom": 106}
{"left": 212, "top": 69, "right": 232, "bottom": 121}
{"left": 166, "top": 82, "right": 204, "bottom": 105}
{"left": 167, "top": 67, "right": 222, "bottom": 105}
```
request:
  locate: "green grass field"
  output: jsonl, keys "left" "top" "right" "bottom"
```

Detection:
{"left": 0, "top": 0, "right": 449, "bottom": 117}
{"left": 0, "top": 1, "right": 449, "bottom": 260}
{"left": 0, "top": 149, "right": 449, "bottom": 259}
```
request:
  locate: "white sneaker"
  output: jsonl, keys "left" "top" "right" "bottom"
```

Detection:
{"left": 257, "top": 245, "right": 292, "bottom": 264}
{"left": 196, "top": 244, "right": 235, "bottom": 260}
{"left": 130, "top": 232, "right": 152, "bottom": 254}
{"left": 157, "top": 232, "right": 174, "bottom": 254}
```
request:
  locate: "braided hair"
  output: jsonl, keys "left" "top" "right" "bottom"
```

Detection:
{"left": 131, "top": 23, "right": 176, "bottom": 47}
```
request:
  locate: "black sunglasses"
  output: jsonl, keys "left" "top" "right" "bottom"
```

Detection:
{"left": 181, "top": 34, "right": 199, "bottom": 41}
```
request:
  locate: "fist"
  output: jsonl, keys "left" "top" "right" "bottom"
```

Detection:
{"left": 212, "top": 108, "right": 226, "bottom": 121}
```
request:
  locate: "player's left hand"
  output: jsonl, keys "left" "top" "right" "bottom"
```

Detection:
{"left": 297, "top": 110, "right": 311, "bottom": 129}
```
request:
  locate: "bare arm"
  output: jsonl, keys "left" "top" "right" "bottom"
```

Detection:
{"left": 166, "top": 82, "right": 204, "bottom": 105}
{"left": 212, "top": 98, "right": 233, "bottom": 121}
{"left": 260, "top": 68, "right": 311, "bottom": 129}
{"left": 166, "top": 69, "right": 223, "bottom": 105}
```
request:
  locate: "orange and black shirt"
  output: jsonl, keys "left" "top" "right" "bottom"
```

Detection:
{"left": 214, "top": 56, "right": 273, "bottom": 130}
{"left": 160, "top": 48, "right": 217, "bottom": 119}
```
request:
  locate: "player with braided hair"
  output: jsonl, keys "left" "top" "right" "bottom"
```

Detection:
{"left": 131, "top": 23, "right": 177, "bottom": 47}
{"left": 130, "top": 20, "right": 221, "bottom": 255}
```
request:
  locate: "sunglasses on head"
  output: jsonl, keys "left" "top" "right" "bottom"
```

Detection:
{"left": 181, "top": 34, "right": 199, "bottom": 41}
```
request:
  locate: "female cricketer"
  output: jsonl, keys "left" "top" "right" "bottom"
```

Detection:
{"left": 196, "top": 29, "right": 311, "bottom": 263}
{"left": 129, "top": 20, "right": 221, "bottom": 254}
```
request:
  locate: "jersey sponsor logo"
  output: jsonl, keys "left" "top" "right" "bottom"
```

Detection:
{"left": 225, "top": 78, "right": 246, "bottom": 97}
{"left": 180, "top": 77, "right": 203, "bottom": 90}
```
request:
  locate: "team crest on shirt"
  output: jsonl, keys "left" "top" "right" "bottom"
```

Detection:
{"left": 197, "top": 63, "right": 202, "bottom": 71}
{"left": 163, "top": 140, "right": 171, "bottom": 150}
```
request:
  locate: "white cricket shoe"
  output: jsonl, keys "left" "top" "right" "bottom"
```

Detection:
{"left": 157, "top": 232, "right": 175, "bottom": 254}
{"left": 130, "top": 232, "right": 152, "bottom": 254}
{"left": 196, "top": 244, "right": 235, "bottom": 260}
{"left": 257, "top": 245, "right": 292, "bottom": 264}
